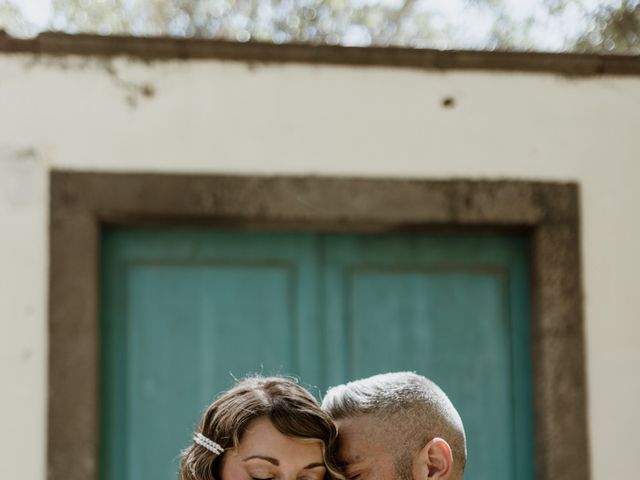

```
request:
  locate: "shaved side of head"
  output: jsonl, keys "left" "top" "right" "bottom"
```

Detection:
{"left": 322, "top": 372, "right": 467, "bottom": 478}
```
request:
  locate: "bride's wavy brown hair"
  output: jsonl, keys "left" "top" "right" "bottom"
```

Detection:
{"left": 179, "top": 376, "right": 345, "bottom": 480}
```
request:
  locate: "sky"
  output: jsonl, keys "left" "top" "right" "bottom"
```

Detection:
{"left": 12, "top": 0, "right": 52, "bottom": 27}
{"left": 5, "top": 0, "right": 612, "bottom": 50}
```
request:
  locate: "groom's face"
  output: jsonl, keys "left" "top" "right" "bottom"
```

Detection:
{"left": 336, "top": 415, "right": 410, "bottom": 480}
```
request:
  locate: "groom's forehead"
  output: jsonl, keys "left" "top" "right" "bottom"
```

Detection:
{"left": 335, "top": 415, "right": 387, "bottom": 458}
{"left": 335, "top": 415, "right": 400, "bottom": 480}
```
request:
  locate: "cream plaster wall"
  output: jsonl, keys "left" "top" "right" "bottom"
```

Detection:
{"left": 1, "top": 53, "right": 639, "bottom": 479}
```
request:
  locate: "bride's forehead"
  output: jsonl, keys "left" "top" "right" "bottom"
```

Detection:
{"left": 220, "top": 420, "right": 327, "bottom": 480}
{"left": 239, "top": 417, "right": 324, "bottom": 454}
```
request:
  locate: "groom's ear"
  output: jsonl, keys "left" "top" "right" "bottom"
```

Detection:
{"left": 411, "top": 437, "right": 453, "bottom": 480}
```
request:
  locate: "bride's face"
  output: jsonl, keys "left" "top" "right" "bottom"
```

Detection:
{"left": 220, "top": 416, "right": 327, "bottom": 480}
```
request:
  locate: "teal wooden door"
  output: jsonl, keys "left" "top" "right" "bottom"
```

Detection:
{"left": 101, "top": 229, "right": 534, "bottom": 480}
{"left": 323, "top": 235, "right": 534, "bottom": 480}
{"left": 101, "top": 230, "right": 322, "bottom": 480}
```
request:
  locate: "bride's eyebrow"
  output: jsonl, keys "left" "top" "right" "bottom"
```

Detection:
{"left": 243, "top": 456, "right": 279, "bottom": 465}
{"left": 242, "top": 457, "right": 324, "bottom": 470}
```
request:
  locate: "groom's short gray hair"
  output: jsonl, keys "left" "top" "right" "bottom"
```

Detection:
{"left": 322, "top": 372, "right": 467, "bottom": 474}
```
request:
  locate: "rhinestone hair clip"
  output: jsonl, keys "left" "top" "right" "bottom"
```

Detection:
{"left": 193, "top": 432, "right": 224, "bottom": 455}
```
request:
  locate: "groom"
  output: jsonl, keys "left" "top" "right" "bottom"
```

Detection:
{"left": 322, "top": 372, "right": 466, "bottom": 480}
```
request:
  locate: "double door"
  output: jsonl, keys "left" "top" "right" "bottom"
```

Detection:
{"left": 101, "top": 228, "right": 534, "bottom": 480}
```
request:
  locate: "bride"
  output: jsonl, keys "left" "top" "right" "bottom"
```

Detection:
{"left": 180, "top": 376, "right": 345, "bottom": 480}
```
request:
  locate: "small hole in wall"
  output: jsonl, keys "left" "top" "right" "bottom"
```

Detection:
{"left": 441, "top": 97, "right": 455, "bottom": 108}
{"left": 141, "top": 84, "right": 155, "bottom": 97}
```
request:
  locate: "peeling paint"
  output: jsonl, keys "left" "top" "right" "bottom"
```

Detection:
{"left": 0, "top": 146, "right": 42, "bottom": 207}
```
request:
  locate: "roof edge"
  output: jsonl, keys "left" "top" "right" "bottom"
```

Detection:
{"left": 2, "top": 30, "right": 640, "bottom": 75}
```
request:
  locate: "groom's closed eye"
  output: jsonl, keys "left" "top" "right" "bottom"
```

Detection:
{"left": 343, "top": 467, "right": 362, "bottom": 480}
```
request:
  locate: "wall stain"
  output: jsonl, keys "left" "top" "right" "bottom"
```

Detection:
{"left": 99, "top": 58, "right": 156, "bottom": 108}
{"left": 20, "top": 54, "right": 157, "bottom": 108}
{"left": 0, "top": 145, "right": 42, "bottom": 208}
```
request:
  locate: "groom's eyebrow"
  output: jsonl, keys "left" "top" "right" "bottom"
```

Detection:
{"left": 243, "top": 455, "right": 279, "bottom": 465}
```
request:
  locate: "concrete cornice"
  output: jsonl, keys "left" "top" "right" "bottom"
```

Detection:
{"left": 2, "top": 30, "right": 640, "bottom": 75}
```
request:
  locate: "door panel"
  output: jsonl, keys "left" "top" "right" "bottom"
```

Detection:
{"left": 100, "top": 229, "right": 320, "bottom": 480}
{"left": 323, "top": 235, "right": 533, "bottom": 480}
{"left": 101, "top": 229, "right": 533, "bottom": 480}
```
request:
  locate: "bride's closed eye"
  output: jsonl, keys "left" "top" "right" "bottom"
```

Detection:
{"left": 298, "top": 471, "right": 326, "bottom": 480}
{"left": 247, "top": 467, "right": 276, "bottom": 480}
{"left": 246, "top": 464, "right": 276, "bottom": 480}
{"left": 248, "top": 469, "right": 324, "bottom": 480}
{"left": 247, "top": 469, "right": 275, "bottom": 480}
